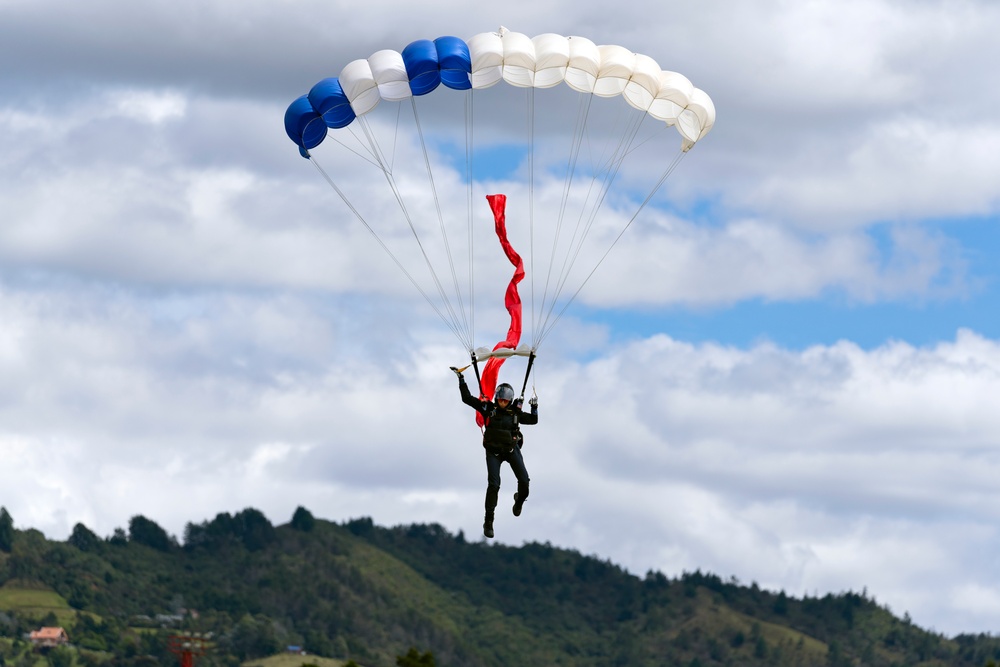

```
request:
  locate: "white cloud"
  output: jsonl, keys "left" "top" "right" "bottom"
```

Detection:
{"left": 110, "top": 90, "right": 187, "bottom": 124}
{"left": 2, "top": 277, "right": 1000, "bottom": 632}
{"left": 1, "top": 84, "right": 977, "bottom": 312}
{"left": 748, "top": 118, "right": 1000, "bottom": 228}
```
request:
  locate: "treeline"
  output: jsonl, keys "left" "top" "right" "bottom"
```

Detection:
{"left": 1, "top": 505, "right": 1000, "bottom": 666}
{"left": 344, "top": 519, "right": 1000, "bottom": 667}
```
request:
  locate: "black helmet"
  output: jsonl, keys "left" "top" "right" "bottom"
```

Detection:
{"left": 495, "top": 383, "right": 515, "bottom": 403}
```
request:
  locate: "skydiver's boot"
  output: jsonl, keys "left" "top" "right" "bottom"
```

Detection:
{"left": 513, "top": 481, "right": 528, "bottom": 517}
{"left": 485, "top": 483, "right": 499, "bottom": 538}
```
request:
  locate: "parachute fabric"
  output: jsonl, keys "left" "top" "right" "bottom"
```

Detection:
{"left": 283, "top": 27, "right": 715, "bottom": 381}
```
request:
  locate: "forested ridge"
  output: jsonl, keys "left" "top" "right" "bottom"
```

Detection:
{"left": 0, "top": 505, "right": 999, "bottom": 667}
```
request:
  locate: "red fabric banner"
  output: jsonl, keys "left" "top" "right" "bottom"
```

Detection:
{"left": 477, "top": 193, "right": 524, "bottom": 426}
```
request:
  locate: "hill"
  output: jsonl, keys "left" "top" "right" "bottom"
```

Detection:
{"left": 244, "top": 654, "right": 354, "bottom": 667}
{"left": 0, "top": 507, "right": 998, "bottom": 667}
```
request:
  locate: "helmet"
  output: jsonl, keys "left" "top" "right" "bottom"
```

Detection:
{"left": 494, "top": 383, "right": 515, "bottom": 403}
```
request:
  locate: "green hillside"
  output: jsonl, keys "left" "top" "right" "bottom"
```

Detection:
{"left": 243, "top": 654, "right": 356, "bottom": 667}
{"left": 0, "top": 581, "right": 73, "bottom": 622}
{"left": 0, "top": 508, "right": 998, "bottom": 667}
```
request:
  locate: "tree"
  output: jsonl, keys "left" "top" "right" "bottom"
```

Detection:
{"left": 773, "top": 590, "right": 789, "bottom": 615}
{"left": 396, "top": 647, "right": 435, "bottom": 667}
{"left": 186, "top": 509, "right": 276, "bottom": 551}
{"left": 183, "top": 513, "right": 237, "bottom": 551}
{"left": 128, "top": 515, "right": 173, "bottom": 552}
{"left": 68, "top": 523, "right": 101, "bottom": 552}
{"left": 107, "top": 528, "right": 127, "bottom": 546}
{"left": 827, "top": 640, "right": 849, "bottom": 667}
{"left": 227, "top": 614, "right": 282, "bottom": 660}
{"left": 754, "top": 635, "right": 768, "bottom": 660}
{"left": 47, "top": 646, "right": 72, "bottom": 667}
{"left": 291, "top": 506, "right": 315, "bottom": 532}
{"left": 0, "top": 507, "right": 13, "bottom": 553}
{"left": 234, "top": 508, "right": 275, "bottom": 551}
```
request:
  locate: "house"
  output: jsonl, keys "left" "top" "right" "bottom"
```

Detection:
{"left": 30, "top": 627, "right": 69, "bottom": 648}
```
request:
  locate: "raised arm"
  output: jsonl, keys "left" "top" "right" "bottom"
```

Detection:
{"left": 518, "top": 396, "right": 538, "bottom": 425}
{"left": 457, "top": 371, "right": 488, "bottom": 416}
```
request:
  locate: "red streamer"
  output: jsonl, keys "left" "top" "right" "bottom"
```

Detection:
{"left": 477, "top": 193, "right": 524, "bottom": 426}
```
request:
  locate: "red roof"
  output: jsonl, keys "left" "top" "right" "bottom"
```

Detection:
{"left": 31, "top": 627, "right": 68, "bottom": 640}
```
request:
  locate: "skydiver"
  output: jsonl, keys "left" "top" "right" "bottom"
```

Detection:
{"left": 453, "top": 368, "right": 538, "bottom": 539}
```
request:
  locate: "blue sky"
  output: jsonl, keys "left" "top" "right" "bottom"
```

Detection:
{"left": 595, "top": 217, "right": 1000, "bottom": 351}
{"left": 682, "top": 215, "right": 1000, "bottom": 349}
{"left": 2, "top": 0, "right": 1000, "bottom": 639}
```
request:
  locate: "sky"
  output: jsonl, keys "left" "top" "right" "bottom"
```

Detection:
{"left": 1, "top": 0, "right": 1000, "bottom": 638}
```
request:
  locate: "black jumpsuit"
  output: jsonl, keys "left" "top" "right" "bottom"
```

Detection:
{"left": 459, "top": 376, "right": 538, "bottom": 520}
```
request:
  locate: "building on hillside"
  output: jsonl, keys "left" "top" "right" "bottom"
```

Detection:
{"left": 30, "top": 626, "right": 69, "bottom": 648}
{"left": 156, "top": 613, "right": 184, "bottom": 626}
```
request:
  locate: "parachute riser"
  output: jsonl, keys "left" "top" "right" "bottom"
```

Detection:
{"left": 466, "top": 349, "right": 535, "bottom": 403}
{"left": 519, "top": 351, "right": 536, "bottom": 401}
{"left": 470, "top": 350, "right": 484, "bottom": 398}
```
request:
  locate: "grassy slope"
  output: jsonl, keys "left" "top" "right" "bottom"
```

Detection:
{"left": 243, "top": 653, "right": 359, "bottom": 667}
{"left": 0, "top": 580, "right": 79, "bottom": 627}
{"left": 673, "top": 589, "right": 830, "bottom": 663}
{"left": 338, "top": 531, "right": 582, "bottom": 666}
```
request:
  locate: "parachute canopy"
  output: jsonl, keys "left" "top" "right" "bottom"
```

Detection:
{"left": 283, "top": 28, "right": 715, "bottom": 383}
{"left": 285, "top": 28, "right": 714, "bottom": 154}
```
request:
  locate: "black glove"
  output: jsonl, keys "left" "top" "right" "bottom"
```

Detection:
{"left": 450, "top": 366, "right": 465, "bottom": 382}
{"left": 529, "top": 396, "right": 538, "bottom": 411}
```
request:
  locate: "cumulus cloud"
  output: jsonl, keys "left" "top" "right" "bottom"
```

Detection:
{"left": 0, "top": 86, "right": 970, "bottom": 311}
{"left": 2, "top": 280, "right": 1000, "bottom": 634}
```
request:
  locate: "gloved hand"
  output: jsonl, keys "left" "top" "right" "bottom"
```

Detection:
{"left": 529, "top": 396, "right": 538, "bottom": 409}
{"left": 450, "top": 366, "right": 465, "bottom": 383}
{"left": 514, "top": 398, "right": 523, "bottom": 410}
